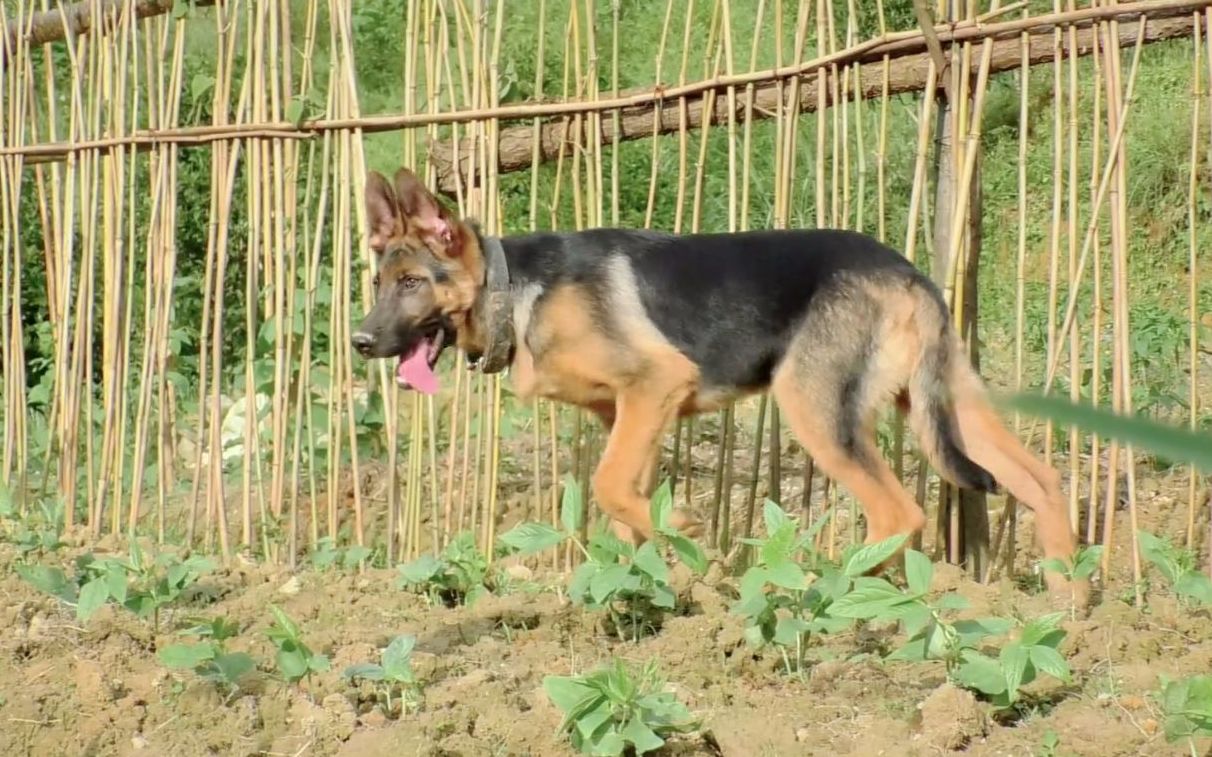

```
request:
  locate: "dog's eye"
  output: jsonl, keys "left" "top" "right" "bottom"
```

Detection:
{"left": 400, "top": 275, "right": 423, "bottom": 290}
{"left": 372, "top": 273, "right": 380, "bottom": 287}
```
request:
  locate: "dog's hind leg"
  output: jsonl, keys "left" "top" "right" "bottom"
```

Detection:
{"left": 947, "top": 370, "right": 1082, "bottom": 602}
{"left": 770, "top": 362, "right": 927, "bottom": 549}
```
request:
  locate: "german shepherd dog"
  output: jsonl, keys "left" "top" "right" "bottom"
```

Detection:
{"left": 352, "top": 166, "right": 1085, "bottom": 606}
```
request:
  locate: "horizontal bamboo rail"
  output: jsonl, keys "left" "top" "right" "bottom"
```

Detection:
{"left": 2, "top": 0, "right": 1207, "bottom": 170}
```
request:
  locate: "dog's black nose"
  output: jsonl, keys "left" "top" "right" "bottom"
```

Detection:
{"left": 351, "top": 331, "right": 375, "bottom": 356}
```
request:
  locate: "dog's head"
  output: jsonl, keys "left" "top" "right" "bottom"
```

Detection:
{"left": 351, "top": 167, "right": 482, "bottom": 394}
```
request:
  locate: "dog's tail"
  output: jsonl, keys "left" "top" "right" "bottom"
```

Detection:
{"left": 904, "top": 287, "right": 999, "bottom": 494}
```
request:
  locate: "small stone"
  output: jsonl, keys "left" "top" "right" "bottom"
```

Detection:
{"left": 1142, "top": 718, "right": 1159, "bottom": 735}
{"left": 359, "top": 708, "right": 388, "bottom": 728}
{"left": 1120, "top": 695, "right": 1146, "bottom": 711}
{"left": 505, "top": 564, "right": 533, "bottom": 582}
{"left": 131, "top": 734, "right": 148, "bottom": 750}
{"left": 795, "top": 727, "right": 812, "bottom": 743}
{"left": 278, "top": 576, "right": 302, "bottom": 595}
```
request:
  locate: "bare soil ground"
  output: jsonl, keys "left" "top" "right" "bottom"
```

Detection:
{"left": 1, "top": 466, "right": 1211, "bottom": 757}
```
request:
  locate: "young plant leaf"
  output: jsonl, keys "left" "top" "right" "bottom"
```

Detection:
{"left": 842, "top": 534, "right": 909, "bottom": 578}
{"left": 666, "top": 534, "right": 707, "bottom": 575}
{"left": 158, "top": 643, "right": 216, "bottom": 669}
{"left": 76, "top": 577, "right": 111, "bottom": 621}
{"left": 561, "top": 474, "right": 585, "bottom": 535}
{"left": 498, "top": 522, "right": 566, "bottom": 556}
{"left": 904, "top": 549, "right": 933, "bottom": 596}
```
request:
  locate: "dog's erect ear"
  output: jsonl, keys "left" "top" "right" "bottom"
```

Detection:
{"left": 393, "top": 167, "right": 458, "bottom": 257}
{"left": 365, "top": 170, "right": 403, "bottom": 255}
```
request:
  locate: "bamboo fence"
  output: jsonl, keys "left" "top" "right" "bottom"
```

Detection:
{"left": 0, "top": 0, "right": 1208, "bottom": 597}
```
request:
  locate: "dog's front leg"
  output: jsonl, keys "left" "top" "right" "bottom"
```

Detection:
{"left": 591, "top": 374, "right": 700, "bottom": 544}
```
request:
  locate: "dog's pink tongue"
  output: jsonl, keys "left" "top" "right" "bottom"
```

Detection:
{"left": 398, "top": 341, "right": 439, "bottom": 395}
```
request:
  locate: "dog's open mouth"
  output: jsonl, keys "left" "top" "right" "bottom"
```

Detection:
{"left": 396, "top": 328, "right": 445, "bottom": 395}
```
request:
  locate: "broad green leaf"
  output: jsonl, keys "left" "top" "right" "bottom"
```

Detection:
{"left": 828, "top": 577, "right": 908, "bottom": 619}
{"left": 343, "top": 662, "right": 386, "bottom": 681}
{"left": 999, "top": 393, "right": 1212, "bottom": 471}
{"left": 1020, "top": 612, "right": 1066, "bottom": 647}
{"left": 543, "top": 674, "right": 600, "bottom": 718}
{"left": 1038, "top": 557, "right": 1071, "bottom": 577}
{"left": 397, "top": 555, "right": 443, "bottom": 586}
{"left": 342, "top": 546, "right": 373, "bottom": 568}
{"left": 498, "top": 522, "right": 566, "bottom": 556}
{"left": 887, "top": 635, "right": 929, "bottom": 662}
{"left": 568, "top": 562, "right": 598, "bottom": 603}
{"left": 760, "top": 521, "right": 799, "bottom": 567}
{"left": 1072, "top": 545, "right": 1105, "bottom": 580}
{"left": 1000, "top": 643, "right": 1030, "bottom": 700}
{"left": 620, "top": 717, "right": 665, "bottom": 755}
{"left": 904, "top": 549, "right": 933, "bottom": 596}
{"left": 762, "top": 500, "right": 794, "bottom": 535}
{"left": 1028, "top": 646, "right": 1071, "bottom": 683}
{"left": 842, "top": 534, "right": 909, "bottom": 577}
{"left": 954, "top": 617, "right": 1012, "bottom": 646}
{"left": 649, "top": 479, "right": 674, "bottom": 533}
{"left": 651, "top": 583, "right": 677, "bottom": 609}
{"left": 588, "top": 730, "right": 627, "bottom": 756}
{"left": 667, "top": 534, "right": 707, "bottom": 575}
{"left": 773, "top": 616, "right": 812, "bottom": 646}
{"left": 1174, "top": 572, "right": 1212, "bottom": 606}
{"left": 308, "top": 654, "right": 331, "bottom": 673}
{"left": 158, "top": 642, "right": 216, "bottom": 669}
{"left": 561, "top": 474, "right": 585, "bottom": 535}
{"left": 16, "top": 564, "right": 72, "bottom": 600}
{"left": 764, "top": 559, "right": 805, "bottom": 590}
{"left": 268, "top": 605, "right": 301, "bottom": 641}
{"left": 632, "top": 542, "right": 668, "bottom": 583}
{"left": 76, "top": 577, "right": 111, "bottom": 622}
{"left": 104, "top": 565, "right": 128, "bottom": 605}
{"left": 382, "top": 634, "right": 417, "bottom": 679}
{"left": 276, "top": 647, "right": 309, "bottom": 681}
{"left": 211, "top": 652, "right": 255, "bottom": 686}
{"left": 954, "top": 650, "right": 1006, "bottom": 696}
{"left": 899, "top": 603, "right": 933, "bottom": 638}
{"left": 590, "top": 564, "right": 632, "bottom": 605}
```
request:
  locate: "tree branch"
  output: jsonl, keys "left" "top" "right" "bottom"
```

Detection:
{"left": 428, "top": 10, "right": 1197, "bottom": 194}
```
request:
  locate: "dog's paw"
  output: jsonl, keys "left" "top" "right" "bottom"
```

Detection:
{"left": 1045, "top": 573, "right": 1091, "bottom": 617}
{"left": 668, "top": 509, "right": 705, "bottom": 539}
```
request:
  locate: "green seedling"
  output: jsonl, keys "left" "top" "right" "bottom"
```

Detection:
{"left": 877, "top": 551, "right": 1014, "bottom": 678}
{"left": 1137, "top": 530, "right": 1212, "bottom": 607}
{"left": 497, "top": 475, "right": 708, "bottom": 575}
{"left": 397, "top": 531, "right": 492, "bottom": 606}
{"left": 343, "top": 634, "right": 422, "bottom": 717}
{"left": 1039, "top": 544, "right": 1104, "bottom": 586}
{"left": 17, "top": 543, "right": 212, "bottom": 630}
{"left": 0, "top": 491, "right": 66, "bottom": 559}
{"left": 310, "top": 536, "right": 373, "bottom": 571}
{"left": 158, "top": 616, "right": 256, "bottom": 697}
{"left": 496, "top": 476, "right": 708, "bottom": 641}
{"left": 543, "top": 658, "right": 699, "bottom": 756}
{"left": 728, "top": 501, "right": 855, "bottom": 673}
{"left": 1157, "top": 673, "right": 1212, "bottom": 747}
{"left": 265, "top": 605, "right": 330, "bottom": 688}
{"left": 942, "top": 612, "right": 1073, "bottom": 709}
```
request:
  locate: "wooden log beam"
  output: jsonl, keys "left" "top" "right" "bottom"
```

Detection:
{"left": 428, "top": 9, "right": 1202, "bottom": 194}
{"left": 3, "top": 0, "right": 219, "bottom": 52}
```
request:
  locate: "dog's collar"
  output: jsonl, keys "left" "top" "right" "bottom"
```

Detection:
{"left": 469, "top": 235, "right": 514, "bottom": 375}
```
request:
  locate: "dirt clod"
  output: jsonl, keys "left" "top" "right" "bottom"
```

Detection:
{"left": 918, "top": 683, "right": 987, "bottom": 751}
